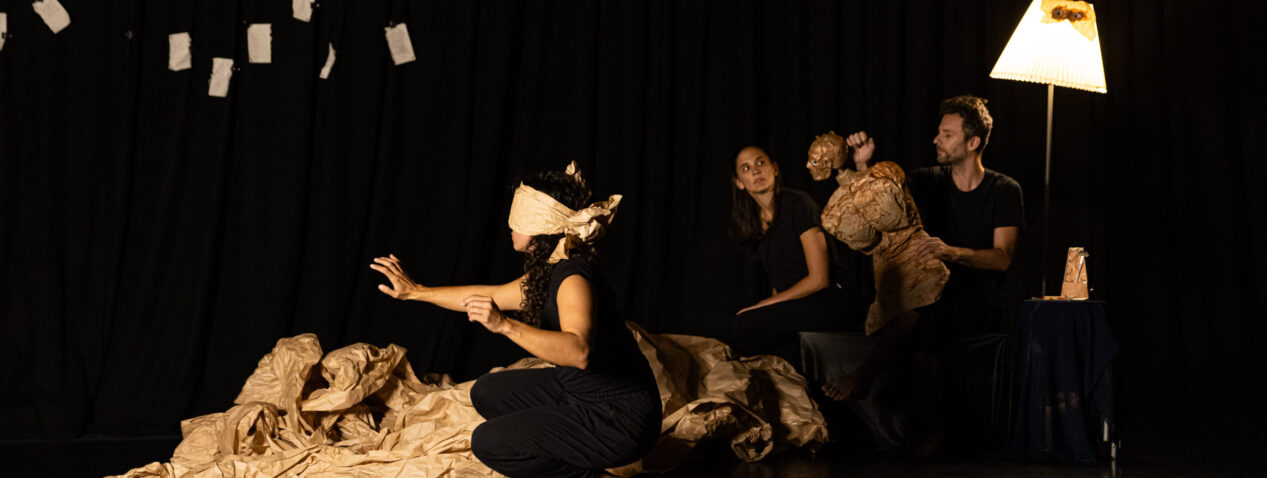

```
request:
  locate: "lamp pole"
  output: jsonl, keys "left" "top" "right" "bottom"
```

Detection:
{"left": 1042, "top": 83, "right": 1054, "bottom": 296}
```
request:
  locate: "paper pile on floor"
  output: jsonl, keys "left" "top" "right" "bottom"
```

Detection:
{"left": 114, "top": 323, "right": 827, "bottom": 477}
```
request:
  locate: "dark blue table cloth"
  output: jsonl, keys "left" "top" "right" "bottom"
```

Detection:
{"left": 1005, "top": 299, "right": 1117, "bottom": 464}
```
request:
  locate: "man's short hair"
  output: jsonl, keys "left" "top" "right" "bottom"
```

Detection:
{"left": 939, "top": 95, "right": 993, "bottom": 152}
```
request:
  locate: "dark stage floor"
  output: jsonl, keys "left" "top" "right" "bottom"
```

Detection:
{"left": 3, "top": 411, "right": 1263, "bottom": 477}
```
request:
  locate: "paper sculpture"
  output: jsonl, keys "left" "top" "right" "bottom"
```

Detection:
{"left": 1060, "top": 247, "right": 1090, "bottom": 299}
{"left": 809, "top": 133, "right": 948, "bottom": 335}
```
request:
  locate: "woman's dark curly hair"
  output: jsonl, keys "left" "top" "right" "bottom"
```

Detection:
{"left": 517, "top": 170, "right": 597, "bottom": 327}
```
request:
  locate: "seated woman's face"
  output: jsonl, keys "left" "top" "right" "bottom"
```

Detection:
{"left": 734, "top": 147, "right": 778, "bottom": 194}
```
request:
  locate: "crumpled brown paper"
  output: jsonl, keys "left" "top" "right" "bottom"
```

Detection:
{"left": 113, "top": 323, "right": 827, "bottom": 477}
{"left": 821, "top": 162, "right": 949, "bottom": 335}
{"left": 1041, "top": 0, "right": 1098, "bottom": 41}
{"left": 627, "top": 323, "right": 828, "bottom": 471}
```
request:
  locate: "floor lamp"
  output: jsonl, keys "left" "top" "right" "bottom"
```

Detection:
{"left": 989, "top": 0, "right": 1107, "bottom": 295}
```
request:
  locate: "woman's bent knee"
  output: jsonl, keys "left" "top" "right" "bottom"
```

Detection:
{"left": 470, "top": 423, "right": 513, "bottom": 475}
{"left": 469, "top": 375, "right": 496, "bottom": 417}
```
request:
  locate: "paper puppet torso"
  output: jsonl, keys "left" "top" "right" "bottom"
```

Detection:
{"left": 821, "top": 161, "right": 950, "bottom": 334}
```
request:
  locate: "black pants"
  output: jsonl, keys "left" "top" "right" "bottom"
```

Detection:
{"left": 727, "top": 285, "right": 869, "bottom": 365}
{"left": 915, "top": 283, "right": 1004, "bottom": 353}
{"left": 470, "top": 368, "right": 660, "bottom": 478}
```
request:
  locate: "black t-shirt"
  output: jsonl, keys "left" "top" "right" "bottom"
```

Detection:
{"left": 756, "top": 188, "right": 825, "bottom": 293}
{"left": 541, "top": 258, "right": 656, "bottom": 391}
{"left": 907, "top": 166, "right": 1024, "bottom": 293}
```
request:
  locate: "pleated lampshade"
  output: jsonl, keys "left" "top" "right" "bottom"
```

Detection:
{"left": 990, "top": 0, "right": 1107, "bottom": 94}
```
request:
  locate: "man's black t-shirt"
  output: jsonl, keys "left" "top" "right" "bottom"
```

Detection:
{"left": 756, "top": 188, "right": 824, "bottom": 293}
{"left": 907, "top": 166, "right": 1024, "bottom": 294}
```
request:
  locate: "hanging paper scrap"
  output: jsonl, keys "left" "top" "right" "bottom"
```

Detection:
{"left": 384, "top": 23, "right": 416, "bottom": 65}
{"left": 169, "top": 33, "right": 192, "bottom": 71}
{"left": 293, "top": 0, "right": 314, "bottom": 22}
{"left": 319, "top": 43, "right": 336, "bottom": 79}
{"left": 32, "top": 0, "right": 71, "bottom": 34}
{"left": 248, "top": 24, "right": 271, "bottom": 64}
{"left": 208, "top": 57, "right": 234, "bottom": 97}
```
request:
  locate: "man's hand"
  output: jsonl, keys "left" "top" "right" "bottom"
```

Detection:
{"left": 463, "top": 295, "right": 510, "bottom": 334}
{"left": 845, "top": 131, "right": 876, "bottom": 169}
{"left": 913, "top": 236, "right": 956, "bottom": 263}
{"left": 915, "top": 227, "right": 1018, "bottom": 271}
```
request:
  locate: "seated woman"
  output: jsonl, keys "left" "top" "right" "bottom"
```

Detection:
{"left": 370, "top": 163, "right": 660, "bottom": 478}
{"left": 808, "top": 131, "right": 948, "bottom": 454}
{"left": 726, "top": 146, "right": 867, "bottom": 365}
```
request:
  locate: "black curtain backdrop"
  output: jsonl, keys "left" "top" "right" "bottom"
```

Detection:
{"left": 1, "top": 0, "right": 1263, "bottom": 439}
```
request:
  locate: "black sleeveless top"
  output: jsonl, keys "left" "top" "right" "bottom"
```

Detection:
{"left": 540, "top": 258, "right": 657, "bottom": 396}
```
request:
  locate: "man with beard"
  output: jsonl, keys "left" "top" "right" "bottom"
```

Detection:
{"left": 904, "top": 94, "right": 1024, "bottom": 455}
{"left": 908, "top": 95, "right": 1024, "bottom": 335}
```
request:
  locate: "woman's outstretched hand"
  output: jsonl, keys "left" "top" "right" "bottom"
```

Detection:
{"left": 370, "top": 254, "right": 422, "bottom": 300}
{"left": 462, "top": 295, "right": 510, "bottom": 334}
